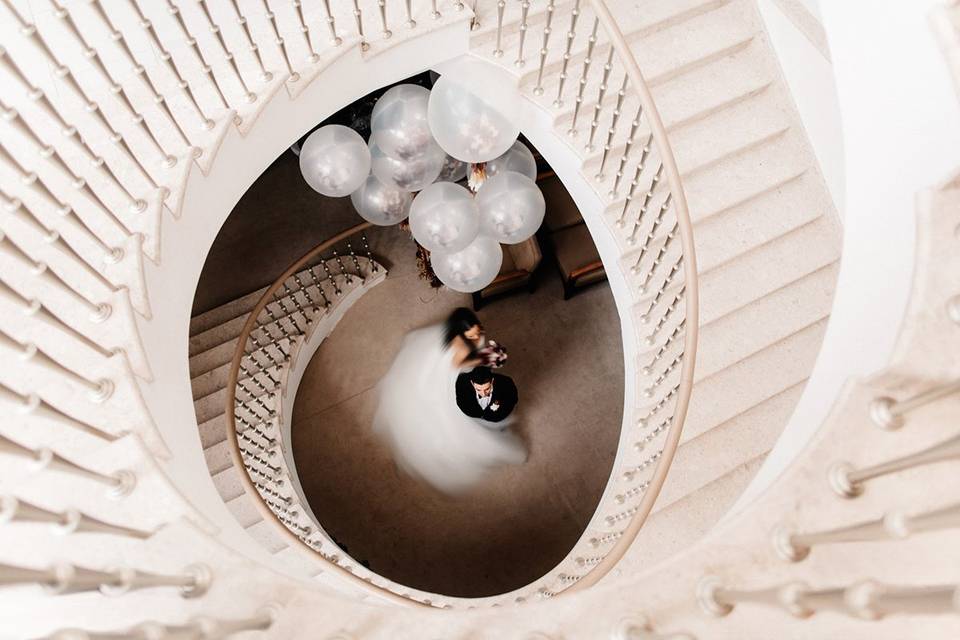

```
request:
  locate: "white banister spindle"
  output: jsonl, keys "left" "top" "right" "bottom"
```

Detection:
{"left": 0, "top": 495, "right": 151, "bottom": 538}
{"left": 552, "top": 0, "right": 581, "bottom": 107}
{"left": 351, "top": 0, "right": 369, "bottom": 51}
{"left": 515, "top": 0, "right": 532, "bottom": 67}
{"left": 568, "top": 18, "right": 599, "bottom": 135}
{"left": 41, "top": 609, "right": 275, "bottom": 639}
{"left": 198, "top": 0, "right": 259, "bottom": 100}
{"left": 532, "top": 0, "right": 556, "bottom": 95}
{"left": 830, "top": 433, "right": 960, "bottom": 497}
{"left": 700, "top": 577, "right": 960, "bottom": 620}
{"left": 0, "top": 433, "right": 135, "bottom": 497}
{"left": 376, "top": 0, "right": 392, "bottom": 39}
{"left": 869, "top": 379, "right": 960, "bottom": 429}
{"left": 0, "top": 562, "right": 210, "bottom": 597}
{"left": 261, "top": 0, "right": 301, "bottom": 81}
{"left": 775, "top": 502, "right": 960, "bottom": 561}
{"left": 228, "top": 0, "right": 274, "bottom": 80}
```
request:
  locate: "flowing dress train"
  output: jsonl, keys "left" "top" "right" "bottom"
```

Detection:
{"left": 372, "top": 325, "right": 526, "bottom": 494}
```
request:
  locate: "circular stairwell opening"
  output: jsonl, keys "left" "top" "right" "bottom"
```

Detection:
{"left": 190, "top": 74, "right": 625, "bottom": 599}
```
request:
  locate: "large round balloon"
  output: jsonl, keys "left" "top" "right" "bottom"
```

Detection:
{"left": 350, "top": 174, "right": 413, "bottom": 226}
{"left": 370, "top": 84, "right": 434, "bottom": 161}
{"left": 436, "top": 154, "right": 468, "bottom": 183}
{"left": 482, "top": 140, "right": 537, "bottom": 181}
{"left": 370, "top": 134, "right": 445, "bottom": 192}
{"left": 299, "top": 125, "right": 370, "bottom": 197}
{"left": 428, "top": 75, "right": 520, "bottom": 163}
{"left": 431, "top": 235, "right": 504, "bottom": 293}
{"left": 408, "top": 182, "right": 479, "bottom": 253}
{"left": 476, "top": 171, "right": 545, "bottom": 244}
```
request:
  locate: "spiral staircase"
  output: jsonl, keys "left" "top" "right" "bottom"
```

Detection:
{"left": 1, "top": 0, "right": 958, "bottom": 637}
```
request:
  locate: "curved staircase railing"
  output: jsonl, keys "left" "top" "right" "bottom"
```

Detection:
{"left": 215, "top": 0, "right": 702, "bottom": 605}
{"left": 1, "top": 0, "right": 959, "bottom": 635}
{"left": 222, "top": 221, "right": 422, "bottom": 606}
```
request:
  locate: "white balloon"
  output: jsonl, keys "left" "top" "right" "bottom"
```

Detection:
{"left": 370, "top": 134, "right": 445, "bottom": 192}
{"left": 482, "top": 140, "right": 537, "bottom": 181}
{"left": 350, "top": 174, "right": 413, "bottom": 226}
{"left": 408, "top": 182, "right": 480, "bottom": 253}
{"left": 427, "top": 75, "right": 520, "bottom": 163}
{"left": 436, "top": 154, "right": 468, "bottom": 183}
{"left": 299, "top": 125, "right": 371, "bottom": 197}
{"left": 370, "top": 84, "right": 434, "bottom": 161}
{"left": 476, "top": 171, "right": 545, "bottom": 244}
{"left": 431, "top": 235, "right": 504, "bottom": 293}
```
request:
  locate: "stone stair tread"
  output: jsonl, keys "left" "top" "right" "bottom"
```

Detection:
{"left": 226, "top": 492, "right": 266, "bottom": 529}
{"left": 274, "top": 546, "right": 325, "bottom": 578}
{"left": 685, "top": 217, "right": 840, "bottom": 326}
{"left": 559, "top": 33, "right": 769, "bottom": 134}
{"left": 686, "top": 262, "right": 839, "bottom": 383}
{"left": 189, "top": 339, "right": 240, "bottom": 380}
{"left": 673, "top": 320, "right": 828, "bottom": 443}
{"left": 646, "top": 377, "right": 794, "bottom": 507}
{"left": 620, "top": 170, "right": 824, "bottom": 282}
{"left": 204, "top": 438, "right": 234, "bottom": 475}
{"left": 199, "top": 413, "right": 228, "bottom": 450}
{"left": 191, "top": 361, "right": 232, "bottom": 401}
{"left": 245, "top": 518, "right": 289, "bottom": 555}
{"left": 618, "top": 452, "right": 767, "bottom": 571}
{"left": 189, "top": 286, "right": 268, "bottom": 337}
{"left": 189, "top": 314, "right": 250, "bottom": 358}
{"left": 211, "top": 464, "right": 245, "bottom": 503}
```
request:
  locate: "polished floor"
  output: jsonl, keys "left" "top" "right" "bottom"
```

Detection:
{"left": 290, "top": 225, "right": 624, "bottom": 597}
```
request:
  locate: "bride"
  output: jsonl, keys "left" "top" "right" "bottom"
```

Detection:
{"left": 372, "top": 308, "right": 526, "bottom": 494}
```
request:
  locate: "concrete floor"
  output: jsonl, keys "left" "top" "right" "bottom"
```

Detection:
{"left": 291, "top": 225, "right": 624, "bottom": 597}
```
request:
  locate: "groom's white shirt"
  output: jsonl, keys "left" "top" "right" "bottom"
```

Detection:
{"left": 476, "top": 392, "right": 492, "bottom": 410}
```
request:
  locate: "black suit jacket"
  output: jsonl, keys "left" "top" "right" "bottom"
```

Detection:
{"left": 455, "top": 372, "right": 518, "bottom": 423}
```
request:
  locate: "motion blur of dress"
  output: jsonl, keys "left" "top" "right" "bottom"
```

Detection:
{"left": 373, "top": 325, "right": 526, "bottom": 494}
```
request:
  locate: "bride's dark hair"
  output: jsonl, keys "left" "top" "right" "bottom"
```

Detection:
{"left": 443, "top": 307, "right": 482, "bottom": 347}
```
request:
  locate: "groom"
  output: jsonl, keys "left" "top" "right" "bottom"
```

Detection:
{"left": 455, "top": 367, "right": 518, "bottom": 425}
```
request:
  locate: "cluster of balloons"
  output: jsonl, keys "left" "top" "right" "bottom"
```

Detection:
{"left": 298, "top": 69, "right": 546, "bottom": 293}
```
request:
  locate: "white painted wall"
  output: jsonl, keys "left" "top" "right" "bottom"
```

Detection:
{"left": 731, "top": 0, "right": 960, "bottom": 513}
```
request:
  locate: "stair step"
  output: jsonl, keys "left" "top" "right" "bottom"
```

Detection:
{"left": 274, "top": 546, "right": 325, "bottom": 578}
{"left": 189, "top": 286, "right": 268, "bottom": 337}
{"left": 559, "top": 29, "right": 769, "bottom": 135}
{"left": 211, "top": 464, "right": 245, "bottom": 502}
{"left": 194, "top": 386, "right": 230, "bottom": 425}
{"left": 189, "top": 339, "right": 239, "bottom": 380}
{"left": 617, "top": 452, "right": 767, "bottom": 570}
{"left": 619, "top": 169, "right": 825, "bottom": 285}
{"left": 687, "top": 262, "right": 839, "bottom": 383}
{"left": 204, "top": 438, "right": 234, "bottom": 475}
{"left": 655, "top": 320, "right": 828, "bottom": 443}
{"left": 684, "top": 171, "right": 825, "bottom": 274}
{"left": 191, "top": 361, "right": 232, "bottom": 401}
{"left": 199, "top": 413, "right": 228, "bottom": 450}
{"left": 226, "top": 492, "right": 266, "bottom": 528}
{"left": 189, "top": 314, "right": 249, "bottom": 358}
{"left": 683, "top": 217, "right": 840, "bottom": 326}
{"left": 629, "top": 377, "right": 800, "bottom": 509}
{"left": 245, "top": 518, "right": 289, "bottom": 554}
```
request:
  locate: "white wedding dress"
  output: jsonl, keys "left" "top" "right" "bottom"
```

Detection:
{"left": 372, "top": 325, "right": 527, "bottom": 494}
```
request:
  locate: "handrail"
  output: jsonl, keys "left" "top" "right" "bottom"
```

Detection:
{"left": 223, "top": 0, "right": 700, "bottom": 603}
{"left": 566, "top": 0, "right": 700, "bottom": 591}
{"left": 224, "top": 221, "right": 427, "bottom": 607}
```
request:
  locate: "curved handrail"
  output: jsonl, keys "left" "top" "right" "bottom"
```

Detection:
{"left": 224, "top": 0, "right": 700, "bottom": 602}
{"left": 565, "top": 0, "right": 701, "bottom": 591}
{"left": 224, "top": 221, "right": 427, "bottom": 607}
